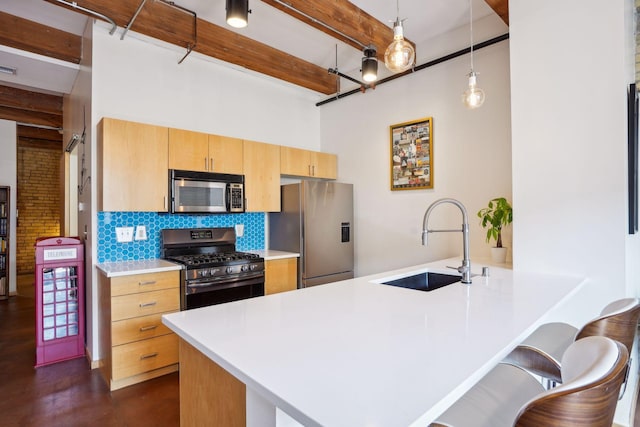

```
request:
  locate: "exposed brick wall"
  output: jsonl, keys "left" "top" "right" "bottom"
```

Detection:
{"left": 16, "top": 145, "right": 61, "bottom": 274}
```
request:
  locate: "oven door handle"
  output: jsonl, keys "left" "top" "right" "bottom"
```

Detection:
{"left": 186, "top": 273, "right": 264, "bottom": 293}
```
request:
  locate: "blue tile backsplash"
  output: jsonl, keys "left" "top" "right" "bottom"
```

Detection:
{"left": 97, "top": 211, "right": 265, "bottom": 263}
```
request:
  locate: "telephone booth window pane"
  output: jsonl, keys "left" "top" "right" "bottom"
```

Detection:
{"left": 56, "top": 326, "right": 67, "bottom": 338}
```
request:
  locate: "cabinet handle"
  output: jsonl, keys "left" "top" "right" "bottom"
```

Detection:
{"left": 308, "top": 165, "right": 311, "bottom": 175}
{"left": 163, "top": 196, "right": 167, "bottom": 210}
{"left": 140, "top": 352, "right": 159, "bottom": 360}
{"left": 312, "top": 165, "right": 315, "bottom": 176}
{"left": 204, "top": 157, "right": 208, "bottom": 171}
{"left": 139, "top": 325, "right": 158, "bottom": 332}
{"left": 139, "top": 301, "right": 157, "bottom": 308}
{"left": 210, "top": 158, "right": 213, "bottom": 171}
{"left": 138, "top": 280, "right": 157, "bottom": 286}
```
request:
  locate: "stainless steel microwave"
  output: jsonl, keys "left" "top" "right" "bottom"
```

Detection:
{"left": 169, "top": 170, "right": 245, "bottom": 214}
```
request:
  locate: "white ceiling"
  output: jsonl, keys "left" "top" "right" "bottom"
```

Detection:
{"left": 0, "top": 0, "right": 499, "bottom": 95}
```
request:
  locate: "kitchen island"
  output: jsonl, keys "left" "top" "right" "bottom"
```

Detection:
{"left": 162, "top": 258, "right": 585, "bottom": 426}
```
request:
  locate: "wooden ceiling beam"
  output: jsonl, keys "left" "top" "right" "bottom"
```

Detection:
{"left": 259, "top": 0, "right": 410, "bottom": 61}
{"left": 0, "top": 12, "right": 82, "bottom": 64}
{"left": 0, "top": 85, "right": 63, "bottom": 115}
{"left": 44, "top": 0, "right": 338, "bottom": 94}
{"left": 17, "top": 138, "right": 63, "bottom": 151}
{"left": 0, "top": 106, "right": 62, "bottom": 128}
{"left": 0, "top": 85, "right": 62, "bottom": 130}
{"left": 484, "top": 0, "right": 509, "bottom": 25}
{"left": 17, "top": 125, "right": 63, "bottom": 143}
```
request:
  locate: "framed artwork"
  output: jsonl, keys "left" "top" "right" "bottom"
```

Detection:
{"left": 390, "top": 117, "right": 433, "bottom": 190}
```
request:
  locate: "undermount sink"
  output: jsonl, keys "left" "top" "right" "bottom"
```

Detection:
{"left": 379, "top": 272, "right": 462, "bottom": 292}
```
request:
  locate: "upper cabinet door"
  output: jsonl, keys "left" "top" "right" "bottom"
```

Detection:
{"left": 281, "top": 146, "right": 337, "bottom": 179}
{"left": 243, "top": 140, "right": 280, "bottom": 212}
{"left": 168, "top": 128, "right": 209, "bottom": 172}
{"left": 99, "top": 118, "right": 169, "bottom": 212}
{"left": 311, "top": 151, "right": 337, "bottom": 179}
{"left": 281, "top": 146, "right": 311, "bottom": 177}
{"left": 208, "top": 135, "right": 243, "bottom": 174}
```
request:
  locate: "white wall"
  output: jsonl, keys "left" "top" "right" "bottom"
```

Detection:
{"left": 91, "top": 24, "right": 322, "bottom": 149}
{"left": 510, "top": 1, "right": 637, "bottom": 424}
{"left": 510, "top": 0, "right": 633, "bottom": 321}
{"left": 0, "top": 120, "right": 17, "bottom": 294}
{"left": 320, "top": 17, "right": 512, "bottom": 276}
{"left": 66, "top": 19, "right": 95, "bottom": 360}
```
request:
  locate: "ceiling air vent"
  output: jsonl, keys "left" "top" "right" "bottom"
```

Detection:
{"left": 0, "top": 65, "right": 17, "bottom": 75}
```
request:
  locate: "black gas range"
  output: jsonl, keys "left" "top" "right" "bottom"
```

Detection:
{"left": 161, "top": 227, "right": 264, "bottom": 310}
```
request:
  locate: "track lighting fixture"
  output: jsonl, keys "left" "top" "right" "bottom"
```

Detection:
{"left": 226, "top": 0, "right": 250, "bottom": 28}
{"left": 384, "top": 0, "right": 415, "bottom": 73}
{"left": 361, "top": 45, "right": 378, "bottom": 83}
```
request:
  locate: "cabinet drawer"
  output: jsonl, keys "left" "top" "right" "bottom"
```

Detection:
{"left": 110, "top": 271, "right": 179, "bottom": 297}
{"left": 112, "top": 288, "right": 179, "bottom": 321}
{"left": 112, "top": 333, "right": 178, "bottom": 380}
{"left": 112, "top": 313, "right": 175, "bottom": 346}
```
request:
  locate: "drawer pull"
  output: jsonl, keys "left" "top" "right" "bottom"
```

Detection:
{"left": 140, "top": 352, "right": 159, "bottom": 360}
{"left": 139, "top": 301, "right": 157, "bottom": 308}
{"left": 138, "top": 280, "right": 157, "bottom": 286}
{"left": 139, "top": 325, "right": 158, "bottom": 332}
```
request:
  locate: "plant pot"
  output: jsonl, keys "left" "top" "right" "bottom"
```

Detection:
{"left": 491, "top": 247, "right": 508, "bottom": 263}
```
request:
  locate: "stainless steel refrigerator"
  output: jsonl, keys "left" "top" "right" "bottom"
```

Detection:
{"left": 269, "top": 181, "right": 354, "bottom": 287}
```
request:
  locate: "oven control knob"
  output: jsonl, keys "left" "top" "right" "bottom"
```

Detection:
{"left": 241, "top": 265, "right": 249, "bottom": 272}
{"left": 200, "top": 270, "right": 209, "bottom": 277}
{"left": 226, "top": 266, "right": 234, "bottom": 274}
{"left": 250, "top": 264, "right": 257, "bottom": 271}
{"left": 210, "top": 269, "right": 217, "bottom": 277}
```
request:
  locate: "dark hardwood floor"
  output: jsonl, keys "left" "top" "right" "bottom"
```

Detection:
{"left": 0, "top": 276, "right": 179, "bottom": 427}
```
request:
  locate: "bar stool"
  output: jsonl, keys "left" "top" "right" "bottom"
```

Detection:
{"left": 503, "top": 298, "right": 640, "bottom": 386}
{"left": 430, "top": 336, "right": 629, "bottom": 427}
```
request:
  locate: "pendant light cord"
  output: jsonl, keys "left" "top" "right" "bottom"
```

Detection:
{"left": 469, "top": 0, "right": 474, "bottom": 71}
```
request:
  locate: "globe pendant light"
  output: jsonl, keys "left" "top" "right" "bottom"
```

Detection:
{"left": 384, "top": 0, "right": 415, "bottom": 73}
{"left": 226, "top": 0, "right": 249, "bottom": 28}
{"left": 462, "top": 0, "right": 485, "bottom": 109}
{"left": 362, "top": 44, "right": 378, "bottom": 83}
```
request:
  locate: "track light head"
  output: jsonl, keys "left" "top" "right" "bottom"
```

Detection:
{"left": 226, "top": 0, "right": 250, "bottom": 28}
{"left": 362, "top": 44, "right": 378, "bottom": 83}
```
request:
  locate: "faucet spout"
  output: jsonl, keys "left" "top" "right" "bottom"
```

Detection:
{"left": 422, "top": 198, "right": 472, "bottom": 284}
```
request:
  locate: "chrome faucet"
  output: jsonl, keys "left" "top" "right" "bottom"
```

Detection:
{"left": 422, "top": 198, "right": 472, "bottom": 284}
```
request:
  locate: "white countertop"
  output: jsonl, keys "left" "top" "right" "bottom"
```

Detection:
{"left": 250, "top": 249, "right": 299, "bottom": 260}
{"left": 95, "top": 251, "right": 296, "bottom": 277}
{"left": 162, "top": 258, "right": 585, "bottom": 426}
{"left": 96, "top": 259, "right": 182, "bottom": 277}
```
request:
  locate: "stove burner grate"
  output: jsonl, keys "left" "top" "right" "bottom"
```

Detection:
{"left": 170, "top": 252, "right": 261, "bottom": 267}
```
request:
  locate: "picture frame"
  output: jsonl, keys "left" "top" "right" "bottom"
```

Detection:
{"left": 390, "top": 117, "right": 433, "bottom": 190}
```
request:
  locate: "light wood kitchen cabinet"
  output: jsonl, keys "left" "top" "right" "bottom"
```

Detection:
{"left": 208, "top": 134, "right": 243, "bottom": 174}
{"left": 98, "top": 118, "right": 169, "bottom": 212}
{"left": 281, "top": 146, "right": 337, "bottom": 179}
{"left": 168, "top": 128, "right": 209, "bottom": 172}
{"left": 168, "top": 129, "right": 243, "bottom": 174}
{"left": 243, "top": 140, "right": 280, "bottom": 212}
{"left": 98, "top": 270, "right": 180, "bottom": 391}
{"left": 265, "top": 258, "right": 298, "bottom": 295}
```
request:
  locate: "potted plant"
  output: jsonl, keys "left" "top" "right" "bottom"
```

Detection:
{"left": 477, "top": 197, "right": 513, "bottom": 263}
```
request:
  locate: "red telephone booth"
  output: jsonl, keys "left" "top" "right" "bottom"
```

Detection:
{"left": 34, "top": 237, "right": 85, "bottom": 367}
